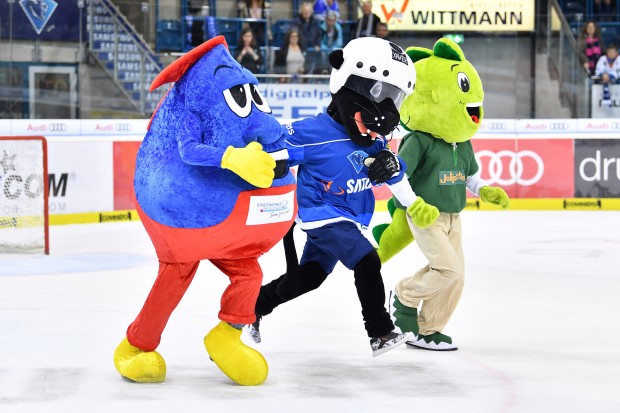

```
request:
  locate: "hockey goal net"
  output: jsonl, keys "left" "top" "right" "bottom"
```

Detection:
{"left": 0, "top": 136, "right": 49, "bottom": 254}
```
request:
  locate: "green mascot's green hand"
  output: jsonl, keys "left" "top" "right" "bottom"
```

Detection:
{"left": 221, "top": 141, "right": 276, "bottom": 188}
{"left": 406, "top": 197, "right": 440, "bottom": 228}
{"left": 480, "top": 186, "right": 510, "bottom": 209}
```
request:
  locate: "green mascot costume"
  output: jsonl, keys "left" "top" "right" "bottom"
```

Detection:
{"left": 372, "top": 38, "right": 510, "bottom": 351}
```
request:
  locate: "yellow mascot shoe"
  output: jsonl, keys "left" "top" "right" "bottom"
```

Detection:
{"left": 113, "top": 338, "right": 166, "bottom": 383}
{"left": 204, "top": 321, "right": 268, "bottom": 386}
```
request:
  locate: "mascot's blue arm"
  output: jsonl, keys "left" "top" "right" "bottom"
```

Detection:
{"left": 176, "top": 110, "right": 227, "bottom": 166}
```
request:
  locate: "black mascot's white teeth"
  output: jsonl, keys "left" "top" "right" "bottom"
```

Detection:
{"left": 269, "top": 149, "right": 289, "bottom": 179}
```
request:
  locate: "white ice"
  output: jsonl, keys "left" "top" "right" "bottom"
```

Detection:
{"left": 0, "top": 210, "right": 619, "bottom": 413}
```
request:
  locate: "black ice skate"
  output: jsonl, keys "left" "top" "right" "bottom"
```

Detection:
{"left": 370, "top": 330, "right": 408, "bottom": 357}
{"left": 246, "top": 315, "right": 262, "bottom": 343}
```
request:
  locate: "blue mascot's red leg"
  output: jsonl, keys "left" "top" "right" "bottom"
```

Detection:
{"left": 204, "top": 257, "right": 268, "bottom": 386}
{"left": 210, "top": 257, "right": 262, "bottom": 325}
{"left": 127, "top": 260, "right": 200, "bottom": 351}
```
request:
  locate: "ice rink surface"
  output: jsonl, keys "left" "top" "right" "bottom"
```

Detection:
{"left": 1, "top": 210, "right": 619, "bottom": 413}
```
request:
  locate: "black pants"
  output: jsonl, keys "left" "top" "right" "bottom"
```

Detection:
{"left": 255, "top": 224, "right": 394, "bottom": 338}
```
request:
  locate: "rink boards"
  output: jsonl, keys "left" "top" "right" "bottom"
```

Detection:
{"left": 1, "top": 118, "right": 619, "bottom": 225}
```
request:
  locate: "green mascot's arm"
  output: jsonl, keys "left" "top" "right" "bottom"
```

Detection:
{"left": 466, "top": 172, "right": 510, "bottom": 209}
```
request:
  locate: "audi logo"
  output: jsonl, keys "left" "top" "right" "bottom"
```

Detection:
{"left": 484, "top": 122, "right": 508, "bottom": 130}
{"left": 548, "top": 122, "right": 569, "bottom": 130}
{"left": 476, "top": 150, "right": 544, "bottom": 186}
{"left": 115, "top": 123, "right": 132, "bottom": 132}
{"left": 48, "top": 123, "right": 67, "bottom": 132}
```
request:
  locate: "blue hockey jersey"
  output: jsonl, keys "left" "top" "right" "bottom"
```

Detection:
{"left": 284, "top": 112, "right": 407, "bottom": 230}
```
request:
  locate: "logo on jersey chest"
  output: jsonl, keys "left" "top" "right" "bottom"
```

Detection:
{"left": 439, "top": 170, "right": 466, "bottom": 185}
{"left": 347, "top": 150, "right": 369, "bottom": 173}
{"left": 346, "top": 178, "right": 372, "bottom": 193}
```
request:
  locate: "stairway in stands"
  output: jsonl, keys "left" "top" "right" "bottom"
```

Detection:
{"left": 87, "top": 0, "right": 165, "bottom": 116}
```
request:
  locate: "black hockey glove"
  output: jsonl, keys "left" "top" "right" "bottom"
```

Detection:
{"left": 365, "top": 150, "right": 400, "bottom": 184}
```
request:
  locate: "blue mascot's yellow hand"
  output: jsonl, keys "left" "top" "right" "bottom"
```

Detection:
{"left": 480, "top": 186, "right": 510, "bottom": 209}
{"left": 221, "top": 142, "right": 276, "bottom": 188}
{"left": 406, "top": 197, "right": 440, "bottom": 228}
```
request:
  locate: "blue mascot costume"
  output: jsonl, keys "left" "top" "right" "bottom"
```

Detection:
{"left": 113, "top": 36, "right": 297, "bottom": 386}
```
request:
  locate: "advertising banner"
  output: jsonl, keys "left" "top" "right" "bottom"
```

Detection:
{"left": 47, "top": 141, "right": 113, "bottom": 214}
{"left": 113, "top": 141, "right": 140, "bottom": 210}
{"left": 81, "top": 119, "right": 148, "bottom": 136}
{"left": 0, "top": 138, "right": 45, "bottom": 218}
{"left": 372, "top": 0, "right": 535, "bottom": 32}
{"left": 12, "top": 118, "right": 81, "bottom": 136}
{"left": 0, "top": 0, "right": 84, "bottom": 41}
{"left": 471, "top": 138, "right": 574, "bottom": 198}
{"left": 374, "top": 137, "right": 575, "bottom": 201}
{"left": 258, "top": 83, "right": 331, "bottom": 119}
{"left": 575, "top": 139, "right": 620, "bottom": 197}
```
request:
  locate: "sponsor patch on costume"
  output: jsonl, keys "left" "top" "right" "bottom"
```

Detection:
{"left": 246, "top": 191, "right": 295, "bottom": 225}
{"left": 439, "top": 170, "right": 466, "bottom": 185}
{"left": 390, "top": 42, "right": 408, "bottom": 65}
{"left": 347, "top": 150, "right": 368, "bottom": 173}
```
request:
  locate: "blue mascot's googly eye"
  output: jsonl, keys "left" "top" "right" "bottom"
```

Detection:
{"left": 457, "top": 72, "right": 470, "bottom": 92}
{"left": 250, "top": 84, "right": 272, "bottom": 114}
{"left": 224, "top": 84, "right": 272, "bottom": 117}
{"left": 223, "top": 84, "right": 252, "bottom": 117}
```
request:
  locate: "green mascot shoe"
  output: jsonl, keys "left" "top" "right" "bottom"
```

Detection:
{"left": 113, "top": 337, "right": 167, "bottom": 383}
{"left": 204, "top": 321, "right": 268, "bottom": 386}
{"left": 389, "top": 291, "right": 419, "bottom": 337}
{"left": 374, "top": 200, "right": 415, "bottom": 264}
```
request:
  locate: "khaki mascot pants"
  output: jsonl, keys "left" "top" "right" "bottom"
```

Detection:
{"left": 395, "top": 212, "right": 465, "bottom": 336}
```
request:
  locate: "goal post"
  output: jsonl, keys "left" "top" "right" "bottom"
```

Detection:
{"left": 0, "top": 136, "right": 49, "bottom": 254}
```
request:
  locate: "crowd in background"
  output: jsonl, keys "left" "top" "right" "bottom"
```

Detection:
{"left": 231, "top": 0, "right": 392, "bottom": 80}
{"left": 577, "top": 17, "right": 620, "bottom": 106}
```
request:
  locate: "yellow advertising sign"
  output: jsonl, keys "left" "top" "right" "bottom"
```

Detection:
{"left": 373, "top": 0, "right": 535, "bottom": 32}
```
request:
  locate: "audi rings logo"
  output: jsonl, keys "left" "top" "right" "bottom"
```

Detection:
{"left": 48, "top": 123, "right": 67, "bottom": 132}
{"left": 548, "top": 122, "right": 570, "bottom": 130}
{"left": 484, "top": 122, "right": 508, "bottom": 130}
{"left": 476, "top": 150, "right": 544, "bottom": 186}
{"left": 115, "top": 123, "right": 132, "bottom": 132}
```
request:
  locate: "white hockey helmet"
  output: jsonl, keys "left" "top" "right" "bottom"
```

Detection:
{"left": 329, "top": 37, "right": 416, "bottom": 108}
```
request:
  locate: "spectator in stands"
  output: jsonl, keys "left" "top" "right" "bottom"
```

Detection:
{"left": 313, "top": 0, "right": 340, "bottom": 21}
{"left": 374, "top": 22, "right": 390, "bottom": 42}
{"left": 235, "top": 27, "right": 263, "bottom": 74}
{"left": 578, "top": 21, "right": 604, "bottom": 77}
{"left": 594, "top": 0, "right": 614, "bottom": 21}
{"left": 293, "top": 2, "right": 322, "bottom": 73}
{"left": 317, "top": 10, "right": 343, "bottom": 73}
{"left": 319, "top": 10, "right": 343, "bottom": 52}
{"left": 274, "top": 28, "right": 306, "bottom": 82}
{"left": 294, "top": 2, "right": 322, "bottom": 51}
{"left": 188, "top": 0, "right": 208, "bottom": 47}
{"left": 352, "top": 1, "right": 381, "bottom": 39}
{"left": 237, "top": 0, "right": 272, "bottom": 46}
{"left": 595, "top": 44, "right": 620, "bottom": 106}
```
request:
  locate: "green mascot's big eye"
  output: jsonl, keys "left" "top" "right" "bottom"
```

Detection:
{"left": 457, "top": 73, "right": 470, "bottom": 92}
